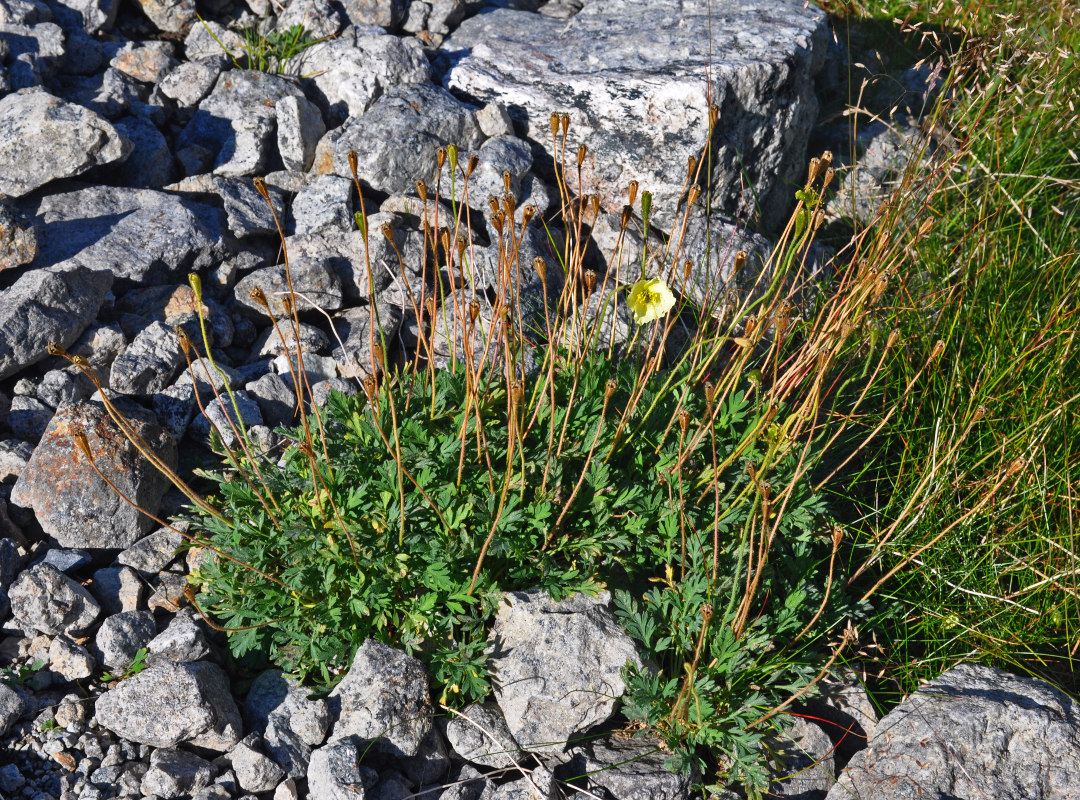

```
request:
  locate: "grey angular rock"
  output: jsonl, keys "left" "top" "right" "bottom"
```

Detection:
{"left": 307, "top": 740, "right": 379, "bottom": 800}
{"left": 95, "top": 659, "right": 243, "bottom": 750}
{"left": 400, "top": 726, "right": 450, "bottom": 787}
{"left": 50, "top": 0, "right": 118, "bottom": 32}
{"left": 158, "top": 58, "right": 226, "bottom": 107}
{"left": 827, "top": 118, "right": 925, "bottom": 226}
{"left": 244, "top": 669, "right": 331, "bottom": 778}
{"left": 55, "top": 66, "right": 150, "bottom": 120}
{"left": 482, "top": 764, "right": 556, "bottom": 800}
{"left": 330, "top": 302, "right": 404, "bottom": 379}
{"left": 0, "top": 0, "right": 52, "bottom": 25}
{"left": 183, "top": 19, "right": 244, "bottom": 61}
{"left": 8, "top": 563, "right": 101, "bottom": 635}
{"left": 205, "top": 176, "right": 286, "bottom": 238}
{"left": 89, "top": 565, "right": 144, "bottom": 615}
{"left": 214, "top": 114, "right": 276, "bottom": 177}
{"left": 309, "top": 377, "right": 357, "bottom": 408}
{"left": 282, "top": 227, "right": 399, "bottom": 303}
{"left": 251, "top": 321, "right": 330, "bottom": 359}
{"left": 178, "top": 69, "right": 303, "bottom": 173}
{"left": 8, "top": 395, "right": 53, "bottom": 440}
{"left": 94, "top": 610, "right": 156, "bottom": 671}
{"left": 117, "top": 523, "right": 186, "bottom": 574}
{"left": 140, "top": 747, "right": 216, "bottom": 798}
{"left": 475, "top": 102, "right": 514, "bottom": 138}
{"left": 109, "top": 321, "right": 184, "bottom": 396}
{"left": 229, "top": 735, "right": 287, "bottom": 793}
{"left": 327, "top": 83, "right": 484, "bottom": 193}
{"left": 328, "top": 640, "right": 432, "bottom": 757}
{"left": 808, "top": 668, "right": 878, "bottom": 764}
{"left": 276, "top": 94, "right": 325, "bottom": 172}
{"left": 148, "top": 607, "right": 211, "bottom": 663}
{"left": 275, "top": 0, "right": 344, "bottom": 39}
{"left": 0, "top": 91, "right": 129, "bottom": 198}
{"left": 489, "top": 590, "right": 642, "bottom": 754}
{"left": 152, "top": 381, "right": 198, "bottom": 440}
{"left": 0, "top": 682, "right": 27, "bottom": 735}
{"left": 569, "top": 736, "right": 692, "bottom": 800}
{"left": 0, "top": 201, "right": 37, "bottom": 269}
{"left": 135, "top": 0, "right": 197, "bottom": 34}
{"left": 0, "top": 439, "right": 33, "bottom": 482}
{"left": 825, "top": 663, "right": 1080, "bottom": 800}
{"left": 764, "top": 714, "right": 835, "bottom": 799}
{"left": 245, "top": 373, "right": 297, "bottom": 429}
{"left": 32, "top": 185, "right": 227, "bottom": 288}
{"left": 10, "top": 401, "right": 177, "bottom": 549}
{"left": 291, "top": 174, "right": 354, "bottom": 236}
{"left": 234, "top": 259, "right": 344, "bottom": 319}
{"left": 112, "top": 116, "right": 173, "bottom": 187}
{"left": 48, "top": 634, "right": 94, "bottom": 681}
{"left": 297, "top": 30, "right": 429, "bottom": 124}
{"left": 339, "top": 0, "right": 406, "bottom": 30}
{"left": 35, "top": 546, "right": 91, "bottom": 572}
{"left": 35, "top": 367, "right": 94, "bottom": 409}
{"left": 443, "top": 0, "right": 828, "bottom": 230}
{"left": 444, "top": 702, "right": 523, "bottom": 768}
{"left": 447, "top": 135, "right": 532, "bottom": 212}
{"left": 69, "top": 322, "right": 127, "bottom": 371}
{"left": 1, "top": 22, "right": 65, "bottom": 88}
{"left": 189, "top": 389, "right": 263, "bottom": 449}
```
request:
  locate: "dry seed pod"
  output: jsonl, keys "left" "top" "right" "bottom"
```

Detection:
{"left": 747, "top": 463, "right": 757, "bottom": 482}
{"left": 583, "top": 269, "right": 596, "bottom": 293}
{"left": 678, "top": 409, "right": 690, "bottom": 434}
{"left": 589, "top": 194, "right": 600, "bottom": 218}
{"left": 807, "top": 157, "right": 821, "bottom": 185}
{"left": 819, "top": 150, "right": 833, "bottom": 171}
{"left": 973, "top": 404, "right": 988, "bottom": 421}
{"left": 174, "top": 326, "right": 192, "bottom": 355}
{"left": 381, "top": 222, "right": 395, "bottom": 242}
{"left": 282, "top": 295, "right": 294, "bottom": 315}
{"left": 683, "top": 259, "right": 692, "bottom": 283}
{"left": 873, "top": 272, "right": 889, "bottom": 300}
{"left": 46, "top": 341, "right": 67, "bottom": 358}
{"left": 701, "top": 602, "right": 714, "bottom": 623}
{"left": 560, "top": 112, "right": 570, "bottom": 136}
{"left": 416, "top": 180, "right": 428, "bottom": 203}
{"left": 621, "top": 204, "right": 632, "bottom": 229}
{"left": 440, "top": 228, "right": 452, "bottom": 253}
{"left": 502, "top": 193, "right": 516, "bottom": 218}
{"left": 252, "top": 176, "right": 270, "bottom": 200}
{"left": 745, "top": 315, "right": 757, "bottom": 338}
{"left": 919, "top": 217, "right": 935, "bottom": 237}
{"left": 708, "top": 104, "right": 719, "bottom": 127}
{"left": 436, "top": 146, "right": 447, "bottom": 169}
{"left": 467, "top": 154, "right": 479, "bottom": 177}
{"left": 488, "top": 195, "right": 500, "bottom": 216}
{"left": 549, "top": 112, "right": 559, "bottom": 137}
{"left": 822, "top": 167, "right": 836, "bottom": 190}
{"left": 249, "top": 286, "right": 270, "bottom": 308}
{"left": 425, "top": 296, "right": 436, "bottom": 317}
{"left": 930, "top": 339, "right": 946, "bottom": 360}
{"left": 490, "top": 211, "right": 505, "bottom": 235}
{"left": 733, "top": 250, "right": 747, "bottom": 275}
{"left": 456, "top": 234, "right": 467, "bottom": 258}
{"left": 521, "top": 205, "right": 536, "bottom": 227}
{"left": 533, "top": 256, "right": 547, "bottom": 283}
{"left": 628, "top": 180, "right": 638, "bottom": 207}
{"left": 832, "top": 525, "right": 844, "bottom": 549}
{"left": 363, "top": 374, "right": 377, "bottom": 398}
{"left": 372, "top": 342, "right": 385, "bottom": 367}
{"left": 510, "top": 379, "right": 524, "bottom": 405}
{"left": 502, "top": 170, "right": 512, "bottom": 193}
{"left": 577, "top": 143, "right": 587, "bottom": 166}
{"left": 886, "top": 327, "right": 901, "bottom": 349}
{"left": 468, "top": 298, "right": 481, "bottom": 322}
{"left": 687, "top": 185, "right": 701, "bottom": 206}
{"left": 347, "top": 151, "right": 359, "bottom": 176}
{"left": 604, "top": 378, "right": 617, "bottom": 401}
{"left": 687, "top": 155, "right": 697, "bottom": 180}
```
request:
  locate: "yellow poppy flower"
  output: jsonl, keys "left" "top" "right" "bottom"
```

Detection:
{"left": 626, "top": 277, "right": 676, "bottom": 324}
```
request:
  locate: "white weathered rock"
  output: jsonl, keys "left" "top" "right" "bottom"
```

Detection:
{"left": 443, "top": 0, "right": 828, "bottom": 229}
{"left": 276, "top": 94, "right": 325, "bottom": 172}
{"left": 0, "top": 91, "right": 129, "bottom": 198}
{"left": 826, "top": 663, "right": 1080, "bottom": 800}
{"left": 290, "top": 174, "right": 353, "bottom": 236}
{"left": 8, "top": 563, "right": 101, "bottom": 636}
{"left": 489, "top": 590, "right": 642, "bottom": 754}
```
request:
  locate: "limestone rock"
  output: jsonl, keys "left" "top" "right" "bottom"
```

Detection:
{"left": 0, "top": 91, "right": 129, "bottom": 198}
{"left": 95, "top": 659, "right": 243, "bottom": 750}
{"left": 825, "top": 663, "right": 1080, "bottom": 800}
{"left": 8, "top": 563, "right": 101, "bottom": 635}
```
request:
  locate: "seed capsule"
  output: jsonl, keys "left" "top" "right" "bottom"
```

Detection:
{"left": 627, "top": 180, "right": 638, "bottom": 207}
{"left": 560, "top": 113, "right": 570, "bottom": 136}
{"left": 577, "top": 143, "right": 587, "bottom": 166}
{"left": 502, "top": 170, "right": 512, "bottom": 193}
{"left": 604, "top": 379, "right": 617, "bottom": 401}
{"left": 550, "top": 112, "right": 560, "bottom": 137}
{"left": 583, "top": 269, "right": 597, "bottom": 293}
{"left": 436, "top": 147, "right": 447, "bottom": 169}
{"left": 468, "top": 299, "right": 481, "bottom": 322}
{"left": 533, "top": 256, "right": 547, "bottom": 283}
{"left": 415, "top": 180, "right": 428, "bottom": 203}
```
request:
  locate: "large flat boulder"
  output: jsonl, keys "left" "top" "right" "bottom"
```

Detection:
{"left": 442, "top": 0, "right": 828, "bottom": 229}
